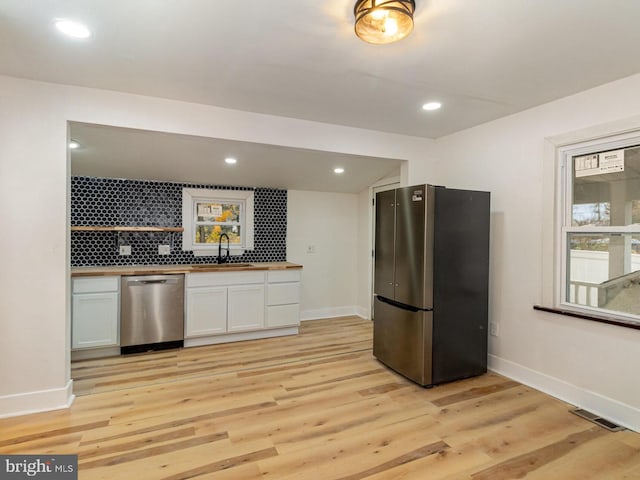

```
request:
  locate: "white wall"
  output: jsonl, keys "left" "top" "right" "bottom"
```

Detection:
{"left": 412, "top": 73, "right": 640, "bottom": 431}
{"left": 0, "top": 82, "right": 72, "bottom": 415}
{"left": 287, "top": 190, "right": 359, "bottom": 319}
{"left": 0, "top": 74, "right": 432, "bottom": 417}
{"left": 356, "top": 187, "right": 373, "bottom": 319}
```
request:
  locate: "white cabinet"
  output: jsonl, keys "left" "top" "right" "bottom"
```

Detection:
{"left": 72, "top": 276, "right": 119, "bottom": 349}
{"left": 228, "top": 285, "right": 265, "bottom": 332}
{"left": 72, "top": 267, "right": 302, "bottom": 353}
{"left": 185, "top": 271, "right": 265, "bottom": 339}
{"left": 185, "top": 286, "right": 227, "bottom": 337}
{"left": 184, "top": 268, "right": 301, "bottom": 346}
{"left": 266, "top": 270, "right": 301, "bottom": 328}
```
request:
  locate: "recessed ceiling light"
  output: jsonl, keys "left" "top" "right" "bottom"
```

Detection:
{"left": 334, "top": 167, "right": 345, "bottom": 174}
{"left": 225, "top": 157, "right": 237, "bottom": 165}
{"left": 422, "top": 102, "right": 442, "bottom": 111}
{"left": 68, "top": 141, "right": 80, "bottom": 149}
{"left": 54, "top": 19, "right": 91, "bottom": 39}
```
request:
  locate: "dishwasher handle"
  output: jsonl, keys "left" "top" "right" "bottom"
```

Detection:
{"left": 127, "top": 278, "right": 180, "bottom": 286}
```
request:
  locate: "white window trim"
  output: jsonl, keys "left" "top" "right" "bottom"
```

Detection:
{"left": 551, "top": 127, "right": 640, "bottom": 324}
{"left": 182, "top": 188, "right": 254, "bottom": 255}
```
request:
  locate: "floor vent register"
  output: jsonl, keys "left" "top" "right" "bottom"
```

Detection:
{"left": 571, "top": 408, "right": 625, "bottom": 432}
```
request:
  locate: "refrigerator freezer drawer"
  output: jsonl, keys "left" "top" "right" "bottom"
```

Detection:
{"left": 373, "top": 296, "right": 433, "bottom": 386}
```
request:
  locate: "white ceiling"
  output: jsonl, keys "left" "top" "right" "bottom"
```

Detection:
{"left": 69, "top": 123, "right": 402, "bottom": 193}
{"left": 3, "top": 0, "right": 640, "bottom": 191}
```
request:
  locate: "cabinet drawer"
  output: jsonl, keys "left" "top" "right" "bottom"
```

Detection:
{"left": 267, "top": 282, "right": 300, "bottom": 306}
{"left": 187, "top": 271, "right": 265, "bottom": 287}
{"left": 266, "top": 304, "right": 300, "bottom": 328}
{"left": 73, "top": 276, "right": 119, "bottom": 294}
{"left": 267, "top": 270, "right": 301, "bottom": 283}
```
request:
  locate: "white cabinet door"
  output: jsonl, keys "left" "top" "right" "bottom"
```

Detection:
{"left": 72, "top": 292, "right": 119, "bottom": 349}
{"left": 185, "top": 286, "right": 227, "bottom": 337}
{"left": 228, "top": 285, "right": 265, "bottom": 332}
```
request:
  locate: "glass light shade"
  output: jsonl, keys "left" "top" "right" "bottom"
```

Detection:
{"left": 354, "top": 0, "right": 415, "bottom": 45}
{"left": 54, "top": 19, "right": 91, "bottom": 38}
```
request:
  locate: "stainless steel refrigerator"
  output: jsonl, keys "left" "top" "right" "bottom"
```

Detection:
{"left": 373, "top": 184, "right": 490, "bottom": 387}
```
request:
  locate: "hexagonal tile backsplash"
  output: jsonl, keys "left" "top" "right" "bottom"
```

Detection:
{"left": 71, "top": 176, "right": 287, "bottom": 266}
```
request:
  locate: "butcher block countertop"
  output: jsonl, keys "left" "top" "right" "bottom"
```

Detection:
{"left": 71, "top": 262, "right": 302, "bottom": 277}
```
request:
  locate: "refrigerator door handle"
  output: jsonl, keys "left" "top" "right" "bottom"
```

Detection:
{"left": 375, "top": 295, "right": 432, "bottom": 313}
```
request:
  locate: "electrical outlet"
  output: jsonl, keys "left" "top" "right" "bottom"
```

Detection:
{"left": 158, "top": 245, "right": 171, "bottom": 255}
{"left": 119, "top": 245, "right": 132, "bottom": 256}
{"left": 489, "top": 322, "right": 499, "bottom": 337}
{"left": 306, "top": 245, "right": 316, "bottom": 254}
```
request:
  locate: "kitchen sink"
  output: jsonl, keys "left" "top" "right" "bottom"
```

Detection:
{"left": 191, "top": 263, "right": 254, "bottom": 268}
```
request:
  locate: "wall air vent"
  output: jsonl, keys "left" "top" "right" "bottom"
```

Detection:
{"left": 571, "top": 408, "right": 625, "bottom": 432}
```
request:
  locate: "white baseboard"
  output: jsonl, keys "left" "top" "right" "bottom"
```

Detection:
{"left": 301, "top": 306, "right": 362, "bottom": 321}
{"left": 489, "top": 354, "right": 639, "bottom": 432}
{"left": 354, "top": 306, "right": 370, "bottom": 320}
{"left": 0, "top": 380, "right": 75, "bottom": 419}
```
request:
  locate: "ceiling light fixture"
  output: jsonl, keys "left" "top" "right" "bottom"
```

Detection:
{"left": 422, "top": 101, "right": 442, "bottom": 111}
{"left": 68, "top": 140, "right": 80, "bottom": 149}
{"left": 54, "top": 19, "right": 91, "bottom": 39}
{"left": 334, "top": 167, "right": 345, "bottom": 174}
{"left": 354, "top": 0, "right": 415, "bottom": 45}
{"left": 224, "top": 157, "right": 237, "bottom": 165}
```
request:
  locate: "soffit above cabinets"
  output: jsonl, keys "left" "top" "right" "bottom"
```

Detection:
{"left": 69, "top": 123, "right": 403, "bottom": 194}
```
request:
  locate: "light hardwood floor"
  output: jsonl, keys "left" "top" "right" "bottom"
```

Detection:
{"left": 1, "top": 317, "right": 639, "bottom": 479}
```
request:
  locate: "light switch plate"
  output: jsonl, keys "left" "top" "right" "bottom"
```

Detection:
{"left": 489, "top": 322, "right": 499, "bottom": 337}
{"left": 119, "top": 245, "right": 132, "bottom": 256}
{"left": 158, "top": 245, "right": 171, "bottom": 255}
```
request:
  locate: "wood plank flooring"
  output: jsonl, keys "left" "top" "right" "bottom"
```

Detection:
{"left": 1, "top": 316, "right": 639, "bottom": 479}
{"left": 71, "top": 317, "right": 372, "bottom": 396}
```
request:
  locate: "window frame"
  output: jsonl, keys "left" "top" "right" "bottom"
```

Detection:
{"left": 193, "top": 199, "right": 243, "bottom": 245}
{"left": 556, "top": 131, "right": 640, "bottom": 325}
{"left": 182, "top": 188, "right": 254, "bottom": 255}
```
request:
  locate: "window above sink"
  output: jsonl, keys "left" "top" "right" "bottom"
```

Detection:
{"left": 182, "top": 188, "right": 255, "bottom": 256}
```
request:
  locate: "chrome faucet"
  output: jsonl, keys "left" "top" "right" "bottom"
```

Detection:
{"left": 217, "top": 233, "right": 230, "bottom": 264}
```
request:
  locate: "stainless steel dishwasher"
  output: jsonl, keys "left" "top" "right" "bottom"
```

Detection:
{"left": 121, "top": 274, "right": 184, "bottom": 354}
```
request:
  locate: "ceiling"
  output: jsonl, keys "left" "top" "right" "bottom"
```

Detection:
{"left": 69, "top": 123, "right": 402, "bottom": 193}
{"left": 4, "top": 1, "right": 640, "bottom": 191}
